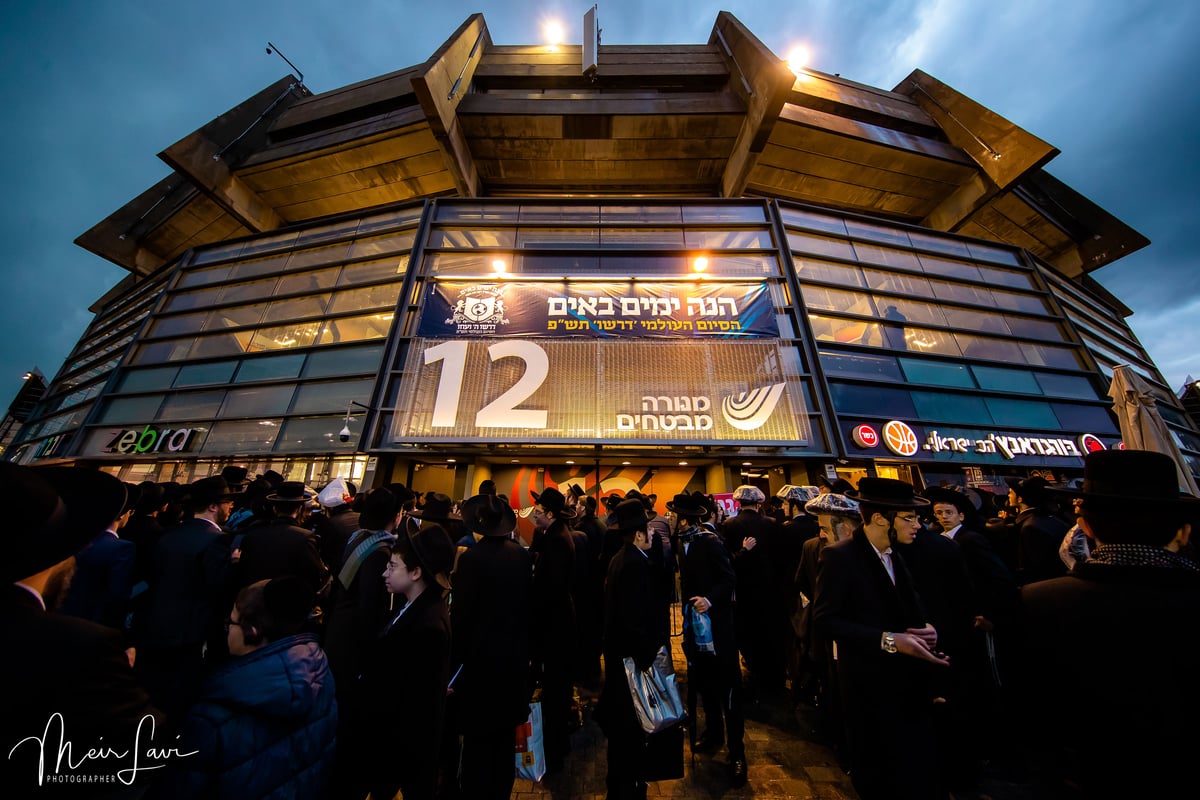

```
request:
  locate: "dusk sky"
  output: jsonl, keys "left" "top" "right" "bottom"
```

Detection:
{"left": 2, "top": 0, "right": 1196, "bottom": 409}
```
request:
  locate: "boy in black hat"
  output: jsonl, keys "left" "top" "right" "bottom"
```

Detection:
{"left": 1020, "top": 450, "right": 1200, "bottom": 798}
{"left": 1002, "top": 476, "right": 1068, "bottom": 584}
{"left": 812, "top": 477, "right": 949, "bottom": 800}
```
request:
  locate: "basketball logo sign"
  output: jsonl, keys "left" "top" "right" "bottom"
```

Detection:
{"left": 882, "top": 420, "right": 919, "bottom": 457}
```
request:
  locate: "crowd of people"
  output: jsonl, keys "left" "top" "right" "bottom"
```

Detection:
{"left": 3, "top": 449, "right": 1197, "bottom": 799}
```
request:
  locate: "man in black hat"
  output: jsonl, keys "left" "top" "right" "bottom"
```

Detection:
{"left": 596, "top": 498, "right": 662, "bottom": 799}
{"left": 1002, "top": 476, "right": 1069, "bottom": 584}
{"left": 812, "top": 477, "right": 949, "bottom": 800}
{"left": 137, "top": 474, "right": 240, "bottom": 718}
{"left": 670, "top": 491, "right": 748, "bottom": 786}
{"left": 527, "top": 486, "right": 579, "bottom": 773}
{"left": 1, "top": 463, "right": 164, "bottom": 794}
{"left": 234, "top": 481, "right": 329, "bottom": 595}
{"left": 451, "top": 493, "right": 533, "bottom": 800}
{"left": 1020, "top": 450, "right": 1200, "bottom": 798}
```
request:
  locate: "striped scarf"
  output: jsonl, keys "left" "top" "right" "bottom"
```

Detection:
{"left": 338, "top": 529, "right": 396, "bottom": 588}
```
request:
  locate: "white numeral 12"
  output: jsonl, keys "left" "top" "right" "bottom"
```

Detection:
{"left": 424, "top": 340, "right": 549, "bottom": 429}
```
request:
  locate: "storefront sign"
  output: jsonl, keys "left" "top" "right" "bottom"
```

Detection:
{"left": 851, "top": 424, "right": 878, "bottom": 448}
{"left": 845, "top": 419, "right": 1114, "bottom": 466}
{"left": 103, "top": 425, "right": 199, "bottom": 454}
{"left": 1079, "top": 433, "right": 1107, "bottom": 453}
{"left": 391, "top": 338, "right": 808, "bottom": 445}
{"left": 882, "top": 420, "right": 920, "bottom": 457}
{"left": 418, "top": 281, "right": 778, "bottom": 339}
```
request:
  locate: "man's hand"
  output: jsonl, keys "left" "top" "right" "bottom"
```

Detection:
{"left": 894, "top": 632, "right": 950, "bottom": 666}
{"left": 689, "top": 596, "right": 712, "bottom": 613}
{"left": 742, "top": 536, "right": 758, "bottom": 552}
{"left": 905, "top": 624, "right": 938, "bottom": 649}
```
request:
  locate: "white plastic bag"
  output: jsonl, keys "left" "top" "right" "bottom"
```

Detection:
{"left": 514, "top": 701, "right": 546, "bottom": 781}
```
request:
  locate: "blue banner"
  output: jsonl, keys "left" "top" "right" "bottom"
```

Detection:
{"left": 417, "top": 281, "right": 779, "bottom": 338}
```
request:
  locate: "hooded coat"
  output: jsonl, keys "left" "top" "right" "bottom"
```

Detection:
{"left": 159, "top": 634, "right": 337, "bottom": 800}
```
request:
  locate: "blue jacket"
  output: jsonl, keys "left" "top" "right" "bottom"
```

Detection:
{"left": 159, "top": 634, "right": 337, "bottom": 800}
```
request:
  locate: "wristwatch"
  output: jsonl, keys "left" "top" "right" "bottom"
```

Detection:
{"left": 881, "top": 632, "right": 898, "bottom": 654}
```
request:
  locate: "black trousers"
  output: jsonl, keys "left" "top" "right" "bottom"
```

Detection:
{"left": 460, "top": 729, "right": 516, "bottom": 800}
{"left": 691, "top": 650, "right": 745, "bottom": 758}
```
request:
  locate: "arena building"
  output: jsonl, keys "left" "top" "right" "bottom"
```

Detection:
{"left": 9, "top": 12, "right": 1198, "bottom": 505}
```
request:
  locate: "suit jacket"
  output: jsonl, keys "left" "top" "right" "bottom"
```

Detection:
{"left": 1014, "top": 508, "right": 1068, "bottom": 585}
{"left": 597, "top": 543, "right": 659, "bottom": 736}
{"left": 896, "top": 528, "right": 975, "bottom": 660}
{"left": 720, "top": 509, "right": 779, "bottom": 611}
{"left": 1, "top": 585, "right": 163, "bottom": 796}
{"left": 359, "top": 587, "right": 451, "bottom": 795}
{"left": 139, "top": 517, "right": 233, "bottom": 648}
{"left": 1020, "top": 561, "right": 1200, "bottom": 796}
{"left": 450, "top": 535, "right": 532, "bottom": 733}
{"left": 677, "top": 528, "right": 737, "bottom": 658}
{"left": 951, "top": 526, "right": 1017, "bottom": 624}
{"left": 529, "top": 520, "right": 576, "bottom": 660}
{"left": 59, "top": 531, "right": 136, "bottom": 631}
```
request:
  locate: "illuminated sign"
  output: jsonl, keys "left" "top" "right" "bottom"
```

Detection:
{"left": 852, "top": 424, "right": 879, "bottom": 448}
{"left": 391, "top": 338, "right": 808, "bottom": 444}
{"left": 419, "top": 282, "right": 779, "bottom": 339}
{"left": 1079, "top": 433, "right": 1107, "bottom": 453}
{"left": 103, "top": 425, "right": 199, "bottom": 455}
{"left": 882, "top": 420, "right": 920, "bottom": 456}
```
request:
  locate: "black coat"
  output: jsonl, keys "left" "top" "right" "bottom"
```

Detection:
{"left": 677, "top": 528, "right": 737, "bottom": 659}
{"left": 1, "top": 585, "right": 164, "bottom": 796}
{"left": 951, "top": 526, "right": 1017, "bottom": 625}
{"left": 1013, "top": 508, "right": 1068, "bottom": 585}
{"left": 597, "top": 543, "right": 660, "bottom": 736}
{"left": 59, "top": 531, "right": 137, "bottom": 631}
{"left": 321, "top": 531, "right": 393, "bottom": 692}
{"left": 235, "top": 516, "right": 328, "bottom": 593}
{"left": 450, "top": 535, "right": 532, "bottom": 733}
{"left": 896, "top": 528, "right": 975, "bottom": 660}
{"left": 1020, "top": 561, "right": 1200, "bottom": 796}
{"left": 139, "top": 517, "right": 233, "bottom": 648}
{"left": 529, "top": 520, "right": 576, "bottom": 660}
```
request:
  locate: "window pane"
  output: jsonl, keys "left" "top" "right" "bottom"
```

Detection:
{"left": 426, "top": 253, "right": 500, "bottom": 275}
{"left": 942, "top": 307, "right": 1010, "bottom": 335}
{"left": 985, "top": 398, "right": 1060, "bottom": 428}
{"left": 221, "top": 385, "right": 295, "bottom": 417}
{"left": 356, "top": 206, "right": 422, "bottom": 232}
{"left": 519, "top": 205, "right": 600, "bottom": 223}
{"left": 328, "top": 284, "right": 402, "bottom": 314}
{"left": 883, "top": 298, "right": 946, "bottom": 327}
{"left": 132, "top": 339, "right": 193, "bottom": 365}
{"left": 780, "top": 207, "right": 848, "bottom": 235}
{"left": 1025, "top": 343, "right": 1084, "bottom": 370}
{"left": 159, "top": 391, "right": 224, "bottom": 421}
{"left": 600, "top": 228, "right": 685, "bottom": 248}
{"left": 294, "top": 218, "right": 361, "bottom": 247}
{"left": 600, "top": 206, "right": 683, "bottom": 224}
{"left": 929, "top": 280, "right": 993, "bottom": 306}
{"left": 316, "top": 313, "right": 392, "bottom": 345}
{"left": 830, "top": 383, "right": 917, "bottom": 417}
{"left": 228, "top": 253, "right": 290, "bottom": 281}
{"left": 150, "top": 312, "right": 209, "bottom": 338}
{"left": 972, "top": 366, "right": 1041, "bottom": 394}
{"left": 788, "top": 231, "right": 855, "bottom": 260}
{"left": 845, "top": 219, "right": 912, "bottom": 248}
{"left": 235, "top": 353, "right": 306, "bottom": 383}
{"left": 202, "top": 419, "right": 279, "bottom": 454}
{"left": 801, "top": 286, "right": 876, "bottom": 316}
{"left": 955, "top": 334, "right": 1022, "bottom": 362}
{"left": 99, "top": 395, "right": 165, "bottom": 423}
{"left": 909, "top": 231, "right": 971, "bottom": 257}
{"left": 164, "top": 286, "right": 221, "bottom": 312}
{"left": 190, "top": 333, "right": 249, "bottom": 359}
{"left": 684, "top": 229, "right": 773, "bottom": 249}
{"left": 118, "top": 367, "right": 178, "bottom": 393}
{"left": 912, "top": 391, "right": 990, "bottom": 424}
{"left": 349, "top": 232, "right": 416, "bottom": 259}
{"left": 682, "top": 205, "right": 766, "bottom": 223}
{"left": 177, "top": 265, "right": 232, "bottom": 288}
{"left": 304, "top": 344, "right": 385, "bottom": 377}
{"left": 267, "top": 294, "right": 330, "bottom": 321}
{"left": 918, "top": 254, "right": 983, "bottom": 282}
{"left": 248, "top": 322, "right": 322, "bottom": 352}
{"left": 436, "top": 203, "right": 519, "bottom": 222}
{"left": 976, "top": 265, "right": 1035, "bottom": 289}
{"left": 1052, "top": 403, "right": 1118, "bottom": 432}
{"left": 820, "top": 350, "right": 903, "bottom": 382}
{"left": 291, "top": 378, "right": 375, "bottom": 414}
{"left": 217, "top": 279, "right": 275, "bottom": 306}
{"left": 208, "top": 303, "right": 268, "bottom": 329}
{"left": 966, "top": 242, "right": 1022, "bottom": 266}
{"left": 794, "top": 257, "right": 864, "bottom": 287}
{"left": 276, "top": 416, "right": 358, "bottom": 452}
{"left": 514, "top": 228, "right": 597, "bottom": 248}
{"left": 861, "top": 268, "right": 932, "bottom": 297}
{"left": 893, "top": 326, "right": 961, "bottom": 356}
{"left": 1035, "top": 373, "right": 1099, "bottom": 400}
{"left": 899, "top": 359, "right": 975, "bottom": 388}
{"left": 174, "top": 361, "right": 237, "bottom": 387}
{"left": 1006, "top": 317, "right": 1067, "bottom": 342}
{"left": 339, "top": 256, "right": 409, "bottom": 285}
{"left": 276, "top": 267, "right": 339, "bottom": 295}
{"left": 288, "top": 242, "right": 352, "bottom": 269}
{"left": 853, "top": 242, "right": 922, "bottom": 270}
{"left": 991, "top": 289, "right": 1050, "bottom": 315}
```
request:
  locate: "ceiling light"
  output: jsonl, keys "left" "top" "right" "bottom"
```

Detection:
{"left": 622, "top": 461, "right": 631, "bottom": 466}
{"left": 447, "top": 458, "right": 456, "bottom": 463}
{"left": 742, "top": 461, "right": 752, "bottom": 466}
{"left": 678, "top": 461, "right": 688, "bottom": 466}
{"left": 565, "top": 460, "right": 575, "bottom": 465}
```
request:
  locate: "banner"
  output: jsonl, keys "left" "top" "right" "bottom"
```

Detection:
{"left": 391, "top": 338, "right": 810, "bottom": 445}
{"left": 417, "top": 281, "right": 778, "bottom": 339}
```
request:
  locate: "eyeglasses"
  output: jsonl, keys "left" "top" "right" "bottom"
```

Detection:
{"left": 224, "top": 616, "right": 246, "bottom": 632}
{"left": 895, "top": 514, "right": 920, "bottom": 524}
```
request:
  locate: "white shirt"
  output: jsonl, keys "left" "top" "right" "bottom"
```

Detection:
{"left": 871, "top": 540, "right": 896, "bottom": 584}
{"left": 941, "top": 524, "right": 962, "bottom": 541}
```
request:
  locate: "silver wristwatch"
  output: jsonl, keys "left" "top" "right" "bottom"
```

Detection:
{"left": 881, "top": 631, "right": 898, "bottom": 653}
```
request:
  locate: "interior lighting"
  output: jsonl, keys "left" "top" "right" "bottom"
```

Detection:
{"left": 786, "top": 45, "right": 811, "bottom": 75}
{"left": 492, "top": 258, "right": 508, "bottom": 274}
{"left": 566, "top": 460, "right": 575, "bottom": 465}
{"left": 678, "top": 461, "right": 688, "bottom": 466}
{"left": 622, "top": 461, "right": 631, "bottom": 466}
{"left": 544, "top": 21, "right": 565, "bottom": 47}
{"left": 742, "top": 461, "right": 752, "bottom": 466}
{"left": 692, "top": 255, "right": 708, "bottom": 274}
{"left": 447, "top": 458, "right": 456, "bottom": 463}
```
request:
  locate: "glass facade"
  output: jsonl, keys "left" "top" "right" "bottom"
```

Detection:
{"left": 13, "top": 198, "right": 1199, "bottom": 480}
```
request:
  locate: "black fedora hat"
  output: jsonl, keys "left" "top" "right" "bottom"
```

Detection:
{"left": 817, "top": 476, "right": 855, "bottom": 494}
{"left": 412, "top": 492, "right": 462, "bottom": 522}
{"left": 846, "top": 477, "right": 930, "bottom": 509}
{"left": 358, "top": 488, "right": 399, "bottom": 530}
{"left": 1005, "top": 476, "right": 1053, "bottom": 507}
{"left": 666, "top": 491, "right": 709, "bottom": 519}
{"left": 266, "top": 481, "right": 312, "bottom": 504}
{"left": 607, "top": 498, "right": 650, "bottom": 533}
{"left": 5, "top": 463, "right": 93, "bottom": 582}
{"left": 460, "top": 493, "right": 517, "bottom": 537}
{"left": 1054, "top": 450, "right": 1200, "bottom": 510}
{"left": 408, "top": 523, "right": 455, "bottom": 590}
{"left": 185, "top": 475, "right": 237, "bottom": 509}
{"left": 221, "top": 465, "right": 250, "bottom": 492}
{"left": 531, "top": 487, "right": 577, "bottom": 520}
{"left": 36, "top": 466, "right": 128, "bottom": 535}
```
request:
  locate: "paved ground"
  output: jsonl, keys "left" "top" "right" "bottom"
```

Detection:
{"left": 508, "top": 633, "right": 1037, "bottom": 800}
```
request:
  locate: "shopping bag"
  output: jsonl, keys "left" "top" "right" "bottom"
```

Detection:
{"left": 514, "top": 701, "right": 546, "bottom": 781}
{"left": 643, "top": 723, "right": 685, "bottom": 781}
{"left": 623, "top": 646, "right": 687, "bottom": 734}
{"left": 683, "top": 604, "right": 715, "bottom": 654}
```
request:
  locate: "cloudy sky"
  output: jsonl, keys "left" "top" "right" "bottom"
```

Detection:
{"left": 1, "top": 0, "right": 1196, "bottom": 407}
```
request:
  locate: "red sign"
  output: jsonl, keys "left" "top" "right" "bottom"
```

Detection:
{"left": 852, "top": 424, "right": 879, "bottom": 448}
{"left": 1079, "top": 433, "right": 1106, "bottom": 453}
